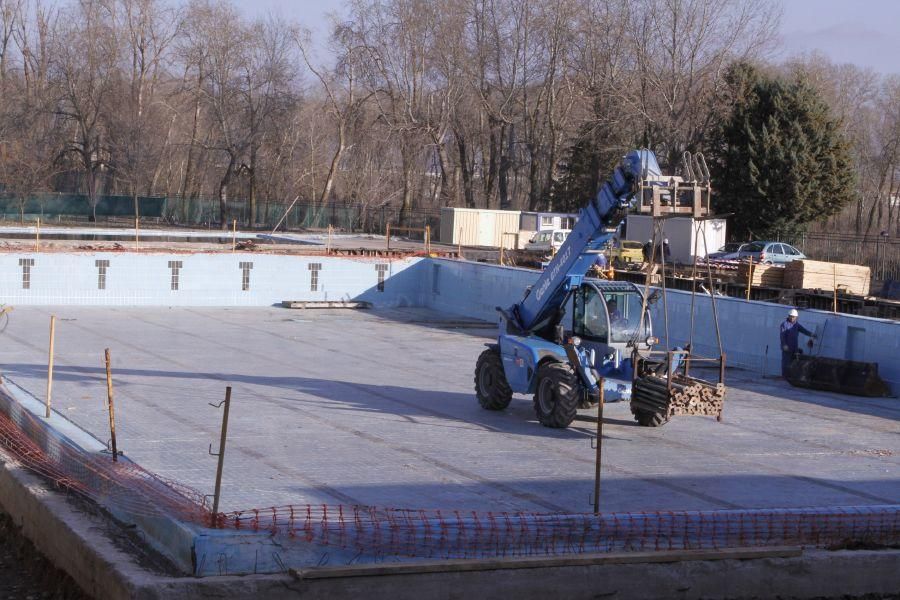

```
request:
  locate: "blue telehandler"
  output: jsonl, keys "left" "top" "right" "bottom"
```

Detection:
{"left": 474, "top": 149, "right": 667, "bottom": 429}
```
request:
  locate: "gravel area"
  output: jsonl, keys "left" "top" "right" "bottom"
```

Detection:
{"left": 0, "top": 512, "right": 88, "bottom": 599}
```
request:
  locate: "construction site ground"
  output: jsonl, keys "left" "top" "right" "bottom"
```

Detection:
{"left": 0, "top": 306, "right": 896, "bottom": 516}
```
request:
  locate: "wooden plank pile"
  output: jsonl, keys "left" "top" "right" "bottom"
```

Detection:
{"left": 631, "top": 374, "right": 726, "bottom": 420}
{"left": 737, "top": 262, "right": 785, "bottom": 287}
{"left": 784, "top": 260, "right": 870, "bottom": 295}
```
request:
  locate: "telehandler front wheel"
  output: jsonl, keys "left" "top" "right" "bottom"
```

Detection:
{"left": 475, "top": 348, "right": 513, "bottom": 410}
{"left": 533, "top": 362, "right": 580, "bottom": 428}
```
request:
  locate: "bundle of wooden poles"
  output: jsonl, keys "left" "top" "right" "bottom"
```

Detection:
{"left": 632, "top": 374, "right": 725, "bottom": 418}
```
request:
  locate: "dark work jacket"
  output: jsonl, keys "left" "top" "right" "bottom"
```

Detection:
{"left": 780, "top": 319, "right": 812, "bottom": 352}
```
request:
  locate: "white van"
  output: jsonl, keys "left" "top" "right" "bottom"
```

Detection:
{"left": 524, "top": 229, "right": 570, "bottom": 253}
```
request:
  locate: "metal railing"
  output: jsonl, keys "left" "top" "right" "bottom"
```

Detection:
{"left": 775, "top": 232, "right": 900, "bottom": 282}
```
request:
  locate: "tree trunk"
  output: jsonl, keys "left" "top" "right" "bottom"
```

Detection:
{"left": 180, "top": 76, "right": 202, "bottom": 223}
{"left": 248, "top": 142, "right": 257, "bottom": 228}
{"left": 457, "top": 136, "right": 475, "bottom": 208}
{"left": 499, "top": 124, "right": 512, "bottom": 210}
{"left": 399, "top": 145, "right": 413, "bottom": 226}
{"left": 218, "top": 153, "right": 236, "bottom": 230}
{"left": 319, "top": 124, "right": 345, "bottom": 206}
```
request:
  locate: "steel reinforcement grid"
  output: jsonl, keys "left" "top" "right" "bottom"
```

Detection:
{"left": 0, "top": 381, "right": 897, "bottom": 565}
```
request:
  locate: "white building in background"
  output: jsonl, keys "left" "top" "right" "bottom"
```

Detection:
{"left": 519, "top": 211, "right": 578, "bottom": 233}
{"left": 624, "top": 215, "right": 727, "bottom": 264}
{"left": 439, "top": 208, "right": 579, "bottom": 249}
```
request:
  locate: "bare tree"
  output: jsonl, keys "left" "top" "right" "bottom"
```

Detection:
{"left": 51, "top": 0, "right": 120, "bottom": 221}
{"left": 631, "top": 0, "right": 780, "bottom": 167}
{"left": 295, "top": 21, "right": 371, "bottom": 212}
{"left": 106, "top": 0, "right": 181, "bottom": 225}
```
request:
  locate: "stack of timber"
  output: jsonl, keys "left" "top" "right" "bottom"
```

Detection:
{"left": 784, "top": 260, "right": 871, "bottom": 295}
{"left": 737, "top": 262, "right": 785, "bottom": 287}
{"left": 631, "top": 374, "right": 726, "bottom": 424}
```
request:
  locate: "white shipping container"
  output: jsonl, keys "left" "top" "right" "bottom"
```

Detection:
{"left": 625, "top": 215, "right": 727, "bottom": 264}
{"left": 440, "top": 208, "right": 523, "bottom": 249}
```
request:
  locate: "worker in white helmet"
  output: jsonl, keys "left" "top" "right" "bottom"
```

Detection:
{"left": 780, "top": 308, "right": 816, "bottom": 377}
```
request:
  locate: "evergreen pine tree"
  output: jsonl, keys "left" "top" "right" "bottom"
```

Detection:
{"left": 712, "top": 65, "right": 856, "bottom": 240}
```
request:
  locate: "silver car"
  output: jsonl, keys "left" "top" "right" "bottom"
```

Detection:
{"left": 737, "top": 241, "right": 806, "bottom": 264}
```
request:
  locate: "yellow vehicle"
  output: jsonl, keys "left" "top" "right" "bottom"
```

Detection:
{"left": 609, "top": 239, "right": 644, "bottom": 267}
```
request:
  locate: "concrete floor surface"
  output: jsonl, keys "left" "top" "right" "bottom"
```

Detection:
{"left": 0, "top": 306, "right": 896, "bottom": 515}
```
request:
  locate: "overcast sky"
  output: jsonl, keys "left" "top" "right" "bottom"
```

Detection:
{"left": 232, "top": 0, "right": 900, "bottom": 75}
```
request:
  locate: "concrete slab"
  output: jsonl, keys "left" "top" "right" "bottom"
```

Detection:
{"left": 0, "top": 306, "right": 896, "bottom": 516}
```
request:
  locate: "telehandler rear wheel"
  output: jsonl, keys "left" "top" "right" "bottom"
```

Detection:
{"left": 475, "top": 348, "right": 513, "bottom": 410}
{"left": 533, "top": 362, "right": 580, "bottom": 428}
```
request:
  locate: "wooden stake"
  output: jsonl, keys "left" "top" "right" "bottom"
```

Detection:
{"left": 104, "top": 348, "right": 118, "bottom": 462}
{"left": 232, "top": 219, "right": 237, "bottom": 252}
{"left": 35, "top": 217, "right": 40, "bottom": 252}
{"left": 211, "top": 386, "right": 232, "bottom": 526}
{"left": 386, "top": 223, "right": 391, "bottom": 251}
{"left": 593, "top": 380, "right": 604, "bottom": 515}
{"left": 135, "top": 216, "right": 140, "bottom": 251}
{"left": 326, "top": 225, "right": 333, "bottom": 254}
{"left": 45, "top": 316, "right": 56, "bottom": 418}
{"left": 457, "top": 227, "right": 463, "bottom": 259}
{"left": 425, "top": 225, "right": 431, "bottom": 255}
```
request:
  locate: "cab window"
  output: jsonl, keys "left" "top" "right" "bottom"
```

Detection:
{"left": 602, "top": 291, "right": 646, "bottom": 343}
{"left": 573, "top": 286, "right": 609, "bottom": 341}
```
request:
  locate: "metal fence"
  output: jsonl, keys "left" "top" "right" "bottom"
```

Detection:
{"left": 0, "top": 193, "right": 442, "bottom": 238}
{"left": 776, "top": 232, "right": 900, "bottom": 282}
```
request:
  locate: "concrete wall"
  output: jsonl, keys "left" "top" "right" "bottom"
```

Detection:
{"left": 426, "top": 258, "right": 900, "bottom": 395}
{"left": 0, "top": 252, "right": 895, "bottom": 393}
{"left": 0, "top": 252, "right": 427, "bottom": 307}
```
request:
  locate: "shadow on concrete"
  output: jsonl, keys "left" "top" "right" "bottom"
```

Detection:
{"left": 1, "top": 363, "right": 629, "bottom": 442}
{"left": 274, "top": 473, "right": 900, "bottom": 514}
{"left": 706, "top": 366, "right": 900, "bottom": 421}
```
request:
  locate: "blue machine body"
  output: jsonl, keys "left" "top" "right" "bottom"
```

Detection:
{"left": 496, "top": 149, "right": 661, "bottom": 402}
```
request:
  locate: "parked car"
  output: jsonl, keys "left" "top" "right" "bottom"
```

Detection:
{"left": 707, "top": 242, "right": 747, "bottom": 260}
{"left": 609, "top": 239, "right": 645, "bottom": 266}
{"left": 737, "top": 241, "right": 806, "bottom": 265}
{"left": 525, "top": 229, "right": 570, "bottom": 253}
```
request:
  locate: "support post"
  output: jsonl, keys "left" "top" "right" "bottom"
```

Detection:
{"left": 211, "top": 386, "right": 232, "bottom": 526}
{"left": 232, "top": 219, "right": 237, "bottom": 252}
{"left": 745, "top": 259, "right": 753, "bottom": 300}
{"left": 45, "top": 316, "right": 56, "bottom": 418}
{"left": 832, "top": 264, "right": 838, "bottom": 314}
{"left": 386, "top": 223, "right": 391, "bottom": 251}
{"left": 667, "top": 351, "right": 674, "bottom": 396}
{"left": 326, "top": 224, "right": 333, "bottom": 254}
{"left": 35, "top": 217, "right": 40, "bottom": 252}
{"left": 104, "top": 348, "right": 118, "bottom": 462}
{"left": 593, "top": 380, "right": 604, "bottom": 515}
{"left": 135, "top": 216, "right": 140, "bottom": 251}
{"left": 457, "top": 227, "right": 463, "bottom": 259}
{"left": 425, "top": 225, "right": 431, "bottom": 254}
{"left": 718, "top": 353, "right": 727, "bottom": 422}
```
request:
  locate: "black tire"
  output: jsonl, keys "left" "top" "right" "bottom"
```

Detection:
{"left": 474, "top": 349, "right": 513, "bottom": 411}
{"left": 632, "top": 408, "right": 667, "bottom": 427}
{"left": 533, "top": 362, "right": 580, "bottom": 428}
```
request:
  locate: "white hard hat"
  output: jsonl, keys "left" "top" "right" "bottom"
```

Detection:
{"left": 664, "top": 238, "right": 669, "bottom": 244}
{"left": 788, "top": 308, "right": 799, "bottom": 317}
{"left": 647, "top": 238, "right": 653, "bottom": 243}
